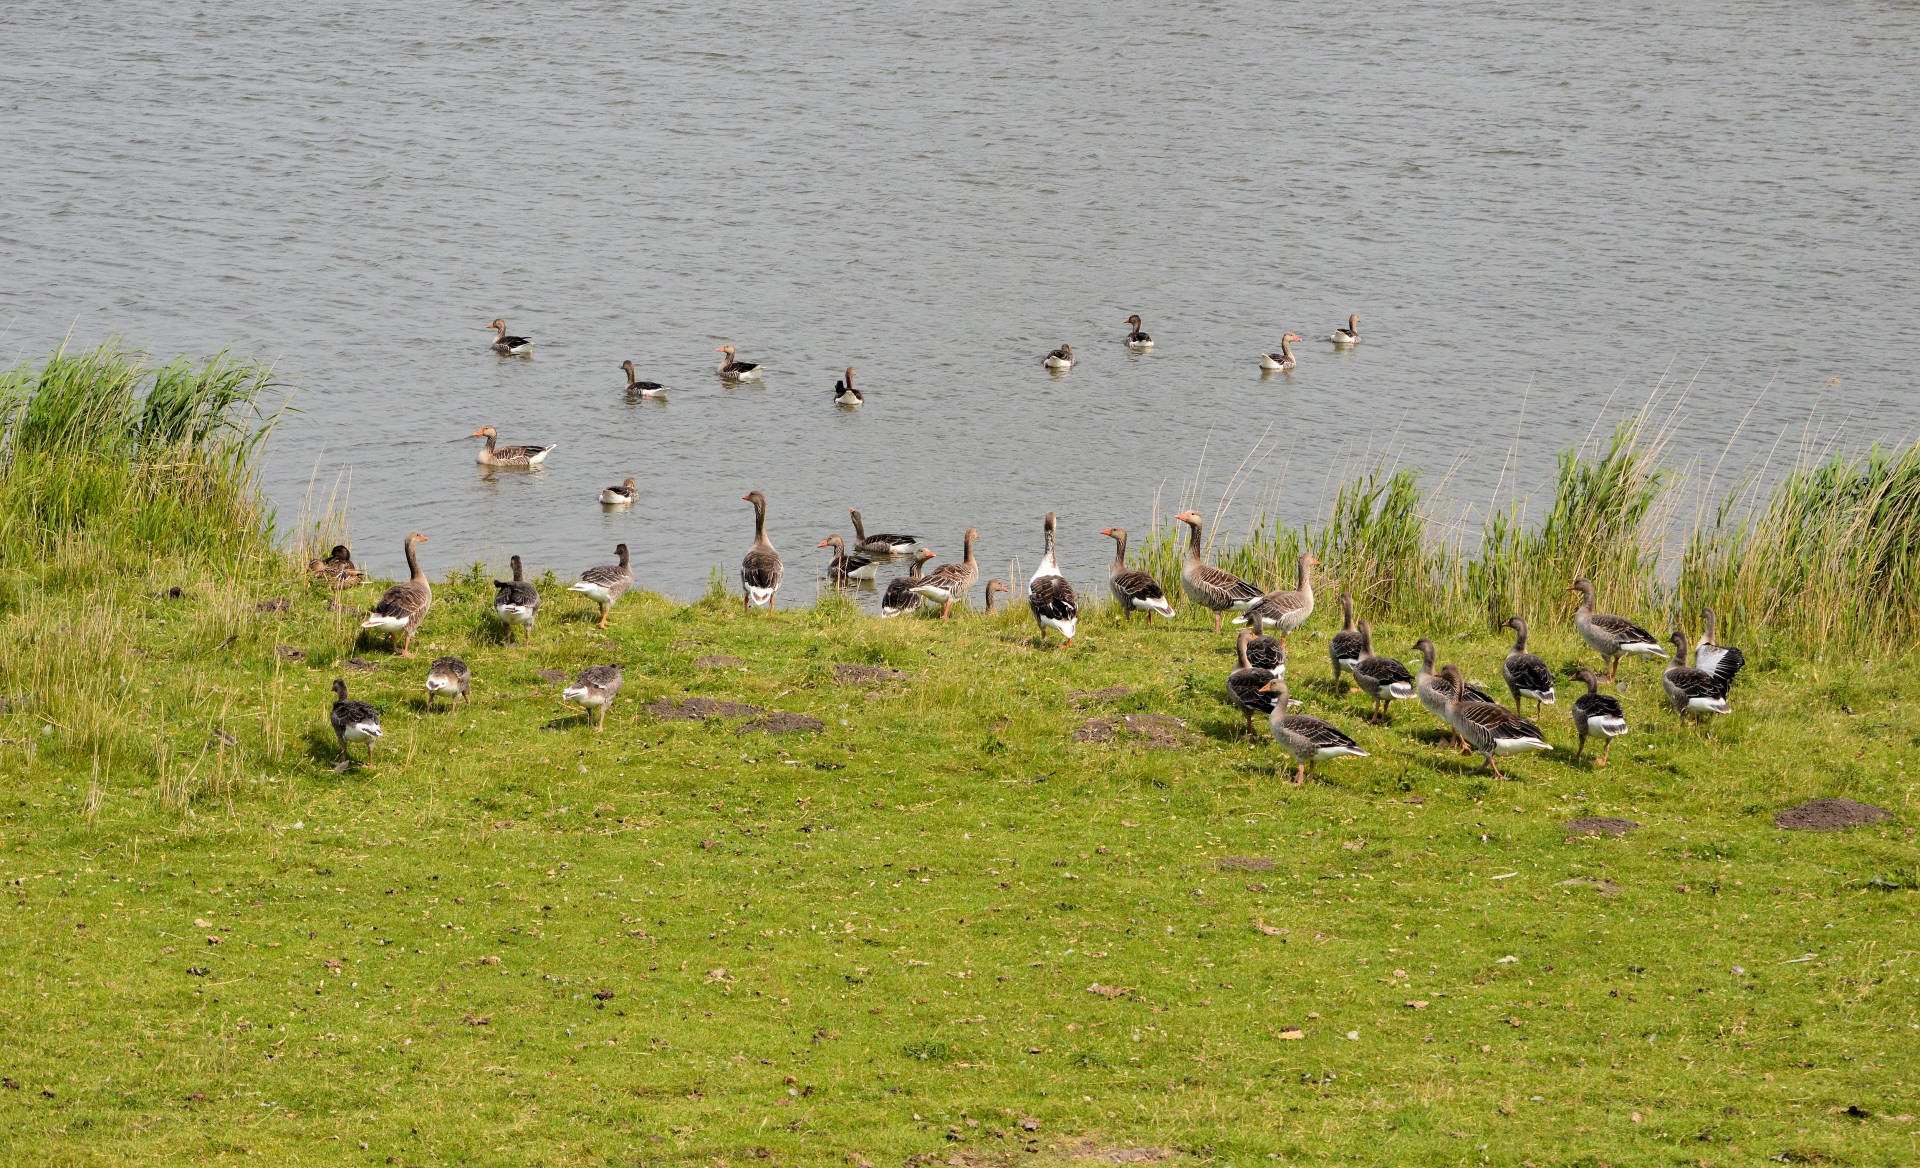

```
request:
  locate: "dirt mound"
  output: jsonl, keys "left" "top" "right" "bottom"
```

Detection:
{"left": 1069, "top": 1143, "right": 1174, "bottom": 1164}
{"left": 1774, "top": 798, "right": 1892, "bottom": 832}
{"left": 1215, "top": 856, "right": 1277, "bottom": 872}
{"left": 534, "top": 669, "right": 568, "bottom": 685}
{"left": 342, "top": 657, "right": 378, "bottom": 673}
{"left": 1564, "top": 817, "right": 1640, "bottom": 837}
{"left": 834, "top": 663, "right": 907, "bottom": 684}
{"left": 694, "top": 655, "right": 744, "bottom": 670}
{"left": 1075, "top": 713, "right": 1189, "bottom": 748}
{"left": 738, "top": 712, "right": 824, "bottom": 735}
{"left": 647, "top": 697, "right": 763, "bottom": 721}
{"left": 1069, "top": 685, "right": 1135, "bottom": 706}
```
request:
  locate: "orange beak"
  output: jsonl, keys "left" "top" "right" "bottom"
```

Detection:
{"left": 816, "top": 539, "right": 833, "bottom": 548}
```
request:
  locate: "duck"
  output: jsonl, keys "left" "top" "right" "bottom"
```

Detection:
{"left": 1026, "top": 512, "right": 1078, "bottom": 648}
{"left": 568, "top": 543, "right": 632, "bottom": 628}
{"left": 714, "top": 344, "right": 762, "bottom": 381}
{"left": 1328, "top": 592, "right": 1365, "bottom": 689}
{"left": 879, "top": 549, "right": 938, "bottom": 618}
{"left": 328, "top": 678, "right": 382, "bottom": 770}
{"left": 493, "top": 554, "right": 540, "bottom": 643}
{"left": 833, "top": 367, "right": 863, "bottom": 407}
{"left": 308, "top": 544, "right": 365, "bottom": 588}
{"left": 1439, "top": 665, "right": 1552, "bottom": 779}
{"left": 1258, "top": 333, "right": 1304, "bottom": 372}
{"left": 620, "top": 360, "right": 669, "bottom": 398}
{"left": 562, "top": 664, "right": 623, "bottom": 732}
{"left": 1350, "top": 619, "right": 1417, "bottom": 723}
{"left": 740, "top": 490, "right": 783, "bottom": 610}
{"left": 1329, "top": 313, "right": 1360, "bottom": 346}
{"left": 848, "top": 509, "right": 916, "bottom": 556}
{"left": 984, "top": 579, "right": 1011, "bottom": 614}
{"left": 1412, "top": 638, "right": 1497, "bottom": 752}
{"left": 1173, "top": 511, "right": 1262, "bottom": 633}
{"left": 818, "top": 534, "right": 879, "bottom": 583}
{"left": 1226, "top": 628, "right": 1280, "bottom": 737}
{"left": 360, "top": 532, "right": 431, "bottom": 657}
{"left": 1237, "top": 554, "right": 1319, "bottom": 650}
{"left": 425, "top": 656, "right": 471, "bottom": 709}
{"left": 483, "top": 319, "right": 532, "bottom": 355}
{"left": 1569, "top": 577, "right": 1665, "bottom": 681}
{"left": 1694, "top": 606, "right": 1745, "bottom": 687}
{"left": 1501, "top": 616, "right": 1556, "bottom": 716}
{"left": 1098, "top": 526, "right": 1175, "bottom": 621}
{"left": 1663, "top": 631, "right": 1732, "bottom": 720}
{"left": 1568, "top": 667, "right": 1629, "bottom": 765}
{"left": 600, "top": 477, "right": 639, "bottom": 506}
{"left": 910, "top": 528, "right": 980, "bottom": 619}
{"left": 1123, "top": 315, "right": 1153, "bottom": 350}
{"left": 1041, "top": 343, "right": 1075, "bottom": 370}
{"left": 1256, "top": 676, "right": 1369, "bottom": 784}
{"left": 470, "top": 425, "right": 555, "bottom": 468}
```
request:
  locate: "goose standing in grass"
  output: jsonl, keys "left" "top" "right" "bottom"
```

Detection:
{"left": 493, "top": 554, "right": 540, "bottom": 643}
{"left": 1098, "top": 526, "right": 1175, "bottom": 621}
{"left": 569, "top": 543, "right": 632, "bottom": 628}
{"left": 1226, "top": 629, "right": 1280, "bottom": 737}
{"left": 1694, "top": 606, "right": 1746, "bottom": 687}
{"left": 1328, "top": 592, "right": 1365, "bottom": 689}
{"left": 620, "top": 360, "right": 669, "bottom": 398}
{"left": 483, "top": 319, "right": 532, "bottom": 354}
{"left": 1328, "top": 313, "right": 1360, "bottom": 346}
{"left": 1569, "top": 667, "right": 1629, "bottom": 764}
{"left": 1570, "top": 577, "right": 1665, "bottom": 681}
{"left": 426, "top": 656, "right": 470, "bottom": 709}
{"left": 308, "top": 544, "right": 364, "bottom": 588}
{"left": 1258, "top": 333, "right": 1303, "bottom": 372}
{"left": 1238, "top": 554, "right": 1319, "bottom": 651}
{"left": 1041, "top": 343, "right": 1075, "bottom": 370}
{"left": 1244, "top": 629, "right": 1285, "bottom": 672}
{"left": 1412, "top": 638, "right": 1496, "bottom": 752}
{"left": 361, "top": 532, "right": 431, "bottom": 657}
{"left": 833, "top": 367, "right": 863, "bottom": 407}
{"left": 1026, "top": 512, "right": 1079, "bottom": 648}
{"left": 739, "top": 491, "right": 783, "bottom": 610}
{"left": 1173, "top": 511, "right": 1262, "bottom": 633}
{"left": 562, "top": 664, "right": 623, "bottom": 732}
{"left": 1257, "top": 676, "right": 1369, "bottom": 784}
{"left": 714, "top": 344, "right": 761, "bottom": 381}
{"left": 848, "top": 509, "right": 917, "bottom": 556}
{"left": 328, "top": 679, "right": 381, "bottom": 770}
{"left": 1663, "top": 631, "right": 1733, "bottom": 721}
{"left": 818, "top": 534, "right": 878, "bottom": 583}
{"left": 1350, "top": 619, "right": 1417, "bottom": 723}
{"left": 911, "top": 528, "right": 980, "bottom": 619}
{"left": 469, "top": 425, "right": 555, "bottom": 468}
{"left": 600, "top": 477, "right": 638, "bottom": 506}
{"left": 1501, "top": 616, "right": 1556, "bottom": 716}
{"left": 984, "top": 579, "right": 1010, "bottom": 614}
{"left": 879, "top": 549, "right": 937, "bottom": 618}
{"left": 1123, "top": 315, "right": 1153, "bottom": 350}
{"left": 1439, "top": 665, "right": 1552, "bottom": 779}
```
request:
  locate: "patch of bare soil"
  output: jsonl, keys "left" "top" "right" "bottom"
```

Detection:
{"left": 737, "top": 712, "right": 824, "bottom": 735}
{"left": 1564, "top": 816, "right": 1639, "bottom": 837}
{"left": 1075, "top": 713, "right": 1189, "bottom": 748}
{"left": 1068, "top": 1142, "right": 1175, "bottom": 1164}
{"left": 534, "top": 669, "right": 568, "bottom": 685}
{"left": 834, "top": 663, "right": 907, "bottom": 684}
{"left": 647, "top": 697, "right": 762, "bottom": 721}
{"left": 1774, "top": 798, "right": 1892, "bottom": 832}
{"left": 1215, "top": 856, "right": 1278, "bottom": 872}
{"left": 1069, "top": 685, "right": 1135, "bottom": 707}
{"left": 694, "top": 655, "right": 744, "bottom": 670}
{"left": 1557, "top": 877, "right": 1622, "bottom": 897}
{"left": 342, "top": 657, "right": 378, "bottom": 673}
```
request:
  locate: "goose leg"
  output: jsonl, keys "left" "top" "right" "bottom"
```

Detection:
{"left": 1599, "top": 738, "right": 1613, "bottom": 766}
{"left": 1292, "top": 763, "right": 1308, "bottom": 785}
{"left": 1574, "top": 733, "right": 1586, "bottom": 762}
{"left": 941, "top": 599, "right": 953, "bottom": 620}
{"left": 1486, "top": 755, "right": 1507, "bottom": 780}
{"left": 1212, "top": 611, "right": 1222, "bottom": 635}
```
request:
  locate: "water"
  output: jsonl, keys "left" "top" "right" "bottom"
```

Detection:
{"left": 6, "top": 0, "right": 1917, "bottom": 602}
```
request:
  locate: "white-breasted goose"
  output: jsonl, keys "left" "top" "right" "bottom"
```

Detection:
{"left": 880, "top": 549, "right": 937, "bottom": 618}
{"left": 1238, "top": 553, "right": 1318, "bottom": 649}
{"left": 600, "top": 477, "right": 638, "bottom": 506}
{"left": 1258, "top": 333, "right": 1304, "bottom": 371}
{"left": 818, "top": 534, "right": 878, "bottom": 583}
{"left": 1350, "top": 619, "right": 1416, "bottom": 723}
{"left": 426, "top": 656, "right": 470, "bottom": 709}
{"left": 1329, "top": 592, "right": 1364, "bottom": 689}
{"left": 1042, "top": 343, "right": 1075, "bottom": 370}
{"left": 849, "top": 509, "right": 917, "bottom": 556}
{"left": 984, "top": 579, "right": 1010, "bottom": 614}
{"left": 1173, "top": 511, "right": 1262, "bottom": 633}
{"left": 1257, "top": 676, "right": 1369, "bottom": 784}
{"left": 493, "top": 554, "right": 539, "bottom": 643}
{"left": 740, "top": 491, "right": 783, "bottom": 611}
{"left": 715, "top": 344, "right": 761, "bottom": 381}
{"left": 361, "top": 532, "right": 431, "bottom": 657}
{"left": 562, "top": 664, "right": 623, "bottom": 732}
{"left": 1026, "top": 512, "right": 1078, "bottom": 647}
{"left": 484, "top": 319, "right": 531, "bottom": 354}
{"left": 329, "top": 678, "right": 382, "bottom": 770}
{"left": 620, "top": 360, "right": 669, "bottom": 398}
{"left": 1694, "top": 607, "right": 1745, "bottom": 687}
{"left": 1439, "top": 665, "right": 1552, "bottom": 779}
{"left": 1227, "top": 628, "right": 1280, "bottom": 737}
{"left": 1123, "top": 315, "right": 1153, "bottom": 350}
{"left": 569, "top": 543, "right": 632, "bottom": 627}
{"left": 910, "top": 528, "right": 980, "bottom": 619}
{"left": 1663, "top": 631, "right": 1732, "bottom": 720}
{"left": 1098, "top": 526, "right": 1175, "bottom": 621}
{"left": 1412, "top": 637, "right": 1495, "bottom": 752}
{"left": 1502, "top": 616, "right": 1556, "bottom": 715}
{"left": 470, "top": 425, "right": 554, "bottom": 468}
{"left": 1329, "top": 313, "right": 1360, "bottom": 345}
{"left": 1570, "top": 577, "right": 1665, "bottom": 681}
{"left": 1568, "top": 666, "right": 1629, "bottom": 764}
{"left": 833, "top": 367, "right": 863, "bottom": 407}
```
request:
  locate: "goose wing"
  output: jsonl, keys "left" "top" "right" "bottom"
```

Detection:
{"left": 1227, "top": 666, "right": 1277, "bottom": 714}
{"left": 1503, "top": 652, "right": 1556, "bottom": 695}
{"left": 1328, "top": 629, "right": 1364, "bottom": 664}
{"left": 1573, "top": 691, "right": 1625, "bottom": 719}
{"left": 1111, "top": 567, "right": 1167, "bottom": 604}
{"left": 1248, "top": 587, "right": 1310, "bottom": 623}
{"left": 330, "top": 699, "right": 380, "bottom": 729}
{"left": 1665, "top": 665, "right": 1728, "bottom": 700}
{"left": 494, "top": 579, "right": 539, "bottom": 608}
{"left": 1456, "top": 699, "right": 1544, "bottom": 741}
{"left": 1280, "top": 714, "right": 1361, "bottom": 752}
{"left": 1590, "top": 611, "right": 1659, "bottom": 646}
{"left": 1696, "top": 642, "right": 1746, "bottom": 686}
{"left": 1355, "top": 655, "right": 1414, "bottom": 686}
{"left": 1027, "top": 574, "right": 1078, "bottom": 622}
{"left": 1460, "top": 679, "right": 1499, "bottom": 704}
{"left": 1245, "top": 636, "right": 1285, "bottom": 671}
{"left": 741, "top": 548, "right": 783, "bottom": 590}
{"left": 574, "top": 664, "right": 623, "bottom": 691}
{"left": 1189, "top": 563, "right": 1262, "bottom": 603}
{"left": 371, "top": 579, "right": 429, "bottom": 619}
{"left": 580, "top": 563, "right": 631, "bottom": 589}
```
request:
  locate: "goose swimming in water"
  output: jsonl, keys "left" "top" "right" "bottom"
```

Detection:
{"left": 833, "top": 367, "right": 863, "bottom": 407}
{"left": 600, "top": 477, "right": 638, "bottom": 506}
{"left": 818, "top": 534, "right": 878, "bottom": 583}
{"left": 1041, "top": 343, "right": 1075, "bottom": 370}
{"left": 483, "top": 319, "right": 532, "bottom": 355}
{"left": 620, "top": 360, "right": 669, "bottom": 398}
{"left": 1123, "top": 315, "right": 1153, "bottom": 351}
{"left": 715, "top": 344, "right": 762, "bottom": 381}
{"left": 470, "top": 425, "right": 555, "bottom": 468}
{"left": 1258, "top": 333, "right": 1303, "bottom": 371}
{"left": 849, "top": 509, "right": 917, "bottom": 556}
{"left": 328, "top": 679, "right": 382, "bottom": 770}
{"left": 1328, "top": 313, "right": 1360, "bottom": 346}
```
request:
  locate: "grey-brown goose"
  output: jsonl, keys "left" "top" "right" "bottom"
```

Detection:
{"left": 1694, "top": 607, "right": 1745, "bottom": 687}
{"left": 620, "top": 360, "right": 669, "bottom": 399}
{"left": 569, "top": 543, "right": 632, "bottom": 628}
{"left": 1256, "top": 676, "right": 1369, "bottom": 784}
{"left": 910, "top": 528, "right": 979, "bottom": 619}
{"left": 833, "top": 367, "right": 863, "bottom": 407}
{"left": 469, "top": 425, "right": 554, "bottom": 468}
{"left": 817, "top": 534, "right": 878, "bottom": 584}
{"left": 1412, "top": 638, "right": 1496, "bottom": 752}
{"left": 1568, "top": 667, "right": 1629, "bottom": 764}
{"left": 360, "top": 532, "right": 431, "bottom": 657}
{"left": 562, "top": 665, "right": 623, "bottom": 731}
{"left": 1238, "top": 554, "right": 1319, "bottom": 651}
{"left": 1173, "top": 511, "right": 1262, "bottom": 633}
{"left": 1662, "top": 631, "right": 1732, "bottom": 720}
{"left": 879, "top": 549, "right": 937, "bottom": 618}
{"left": 328, "top": 679, "right": 381, "bottom": 770}
{"left": 425, "top": 656, "right": 470, "bottom": 709}
{"left": 1328, "top": 313, "right": 1360, "bottom": 346}
{"left": 308, "top": 544, "right": 364, "bottom": 588}
{"left": 740, "top": 491, "right": 783, "bottom": 611}
{"left": 1123, "top": 315, "right": 1153, "bottom": 351}
{"left": 984, "top": 579, "right": 1010, "bottom": 614}
{"left": 1258, "top": 333, "right": 1303, "bottom": 372}
{"left": 1501, "top": 616, "right": 1556, "bottom": 715}
{"left": 849, "top": 508, "right": 918, "bottom": 556}
{"left": 1328, "top": 591, "right": 1365, "bottom": 689}
{"left": 1570, "top": 577, "right": 1664, "bottom": 681}
{"left": 1026, "top": 512, "right": 1078, "bottom": 647}
{"left": 1244, "top": 631, "right": 1285, "bottom": 672}
{"left": 1226, "top": 629, "right": 1280, "bottom": 738}
{"left": 484, "top": 318, "right": 531, "bottom": 354}
{"left": 600, "top": 476, "right": 638, "bottom": 506}
{"left": 1350, "top": 619, "right": 1416, "bottom": 723}
{"left": 714, "top": 344, "right": 761, "bottom": 381}
{"left": 493, "top": 554, "right": 539, "bottom": 643}
{"left": 1439, "top": 665, "right": 1552, "bottom": 779}
{"left": 1098, "top": 526, "right": 1175, "bottom": 621}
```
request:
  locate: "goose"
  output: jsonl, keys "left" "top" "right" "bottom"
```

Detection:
{"left": 620, "top": 360, "right": 669, "bottom": 399}
{"left": 714, "top": 344, "right": 761, "bottom": 381}
{"left": 1412, "top": 638, "right": 1496, "bottom": 752}
{"left": 308, "top": 544, "right": 364, "bottom": 588}
{"left": 599, "top": 477, "right": 638, "bottom": 506}
{"left": 1663, "top": 631, "right": 1732, "bottom": 720}
{"left": 1098, "top": 526, "right": 1175, "bottom": 621}
{"left": 360, "top": 532, "right": 431, "bottom": 657}
{"left": 470, "top": 425, "right": 554, "bottom": 468}
{"left": 1173, "top": 511, "right": 1262, "bottom": 633}
{"left": 848, "top": 509, "right": 918, "bottom": 556}
{"left": 879, "top": 549, "right": 937, "bottom": 617}
{"left": 425, "top": 656, "right": 470, "bottom": 709}
{"left": 1237, "top": 554, "right": 1319, "bottom": 650}
{"left": 328, "top": 679, "right": 382, "bottom": 770}
{"left": 562, "top": 664, "right": 623, "bottom": 732}
{"left": 483, "top": 319, "right": 532, "bottom": 355}
{"left": 1226, "top": 629, "right": 1280, "bottom": 737}
{"left": 1257, "top": 676, "right": 1369, "bottom": 784}
{"left": 910, "top": 527, "right": 979, "bottom": 618}
{"left": 1569, "top": 667, "right": 1629, "bottom": 764}
{"left": 1350, "top": 619, "right": 1417, "bottom": 723}
{"left": 1123, "top": 315, "right": 1153, "bottom": 350}
{"left": 1328, "top": 592, "right": 1365, "bottom": 689}
{"left": 1329, "top": 313, "right": 1360, "bottom": 346}
{"left": 818, "top": 534, "right": 879, "bottom": 583}
{"left": 1694, "top": 606, "right": 1745, "bottom": 687}
{"left": 493, "top": 554, "right": 540, "bottom": 643}
{"left": 1258, "top": 333, "right": 1304, "bottom": 372}
{"left": 1245, "top": 630, "right": 1286, "bottom": 672}
{"left": 1041, "top": 343, "right": 1075, "bottom": 370}
{"left": 833, "top": 367, "right": 863, "bottom": 407}
{"left": 984, "top": 579, "right": 1010, "bottom": 614}
{"left": 740, "top": 491, "right": 783, "bottom": 610}
{"left": 1501, "top": 616, "right": 1556, "bottom": 715}
{"left": 1439, "top": 665, "right": 1552, "bottom": 779}
{"left": 568, "top": 543, "right": 632, "bottom": 628}
{"left": 1026, "top": 512, "right": 1079, "bottom": 647}
{"left": 1569, "top": 577, "right": 1665, "bottom": 681}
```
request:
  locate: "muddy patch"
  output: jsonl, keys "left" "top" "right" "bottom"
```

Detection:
{"left": 694, "top": 655, "right": 745, "bottom": 670}
{"left": 1215, "top": 856, "right": 1278, "bottom": 872}
{"left": 834, "top": 663, "right": 907, "bottom": 685}
{"left": 534, "top": 669, "right": 569, "bottom": 686}
{"left": 737, "top": 712, "right": 824, "bottom": 735}
{"left": 1774, "top": 798, "right": 1892, "bottom": 832}
{"left": 1075, "top": 713, "right": 1189, "bottom": 748}
{"left": 1069, "top": 1143, "right": 1175, "bottom": 1164}
{"left": 1069, "top": 685, "right": 1135, "bottom": 706}
{"left": 342, "top": 657, "right": 378, "bottom": 673}
{"left": 1564, "top": 816, "right": 1640, "bottom": 837}
{"left": 1557, "top": 877, "right": 1622, "bottom": 897}
{"left": 647, "top": 697, "right": 763, "bottom": 721}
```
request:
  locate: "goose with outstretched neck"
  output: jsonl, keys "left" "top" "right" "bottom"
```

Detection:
{"left": 740, "top": 491, "right": 783, "bottom": 610}
{"left": 483, "top": 318, "right": 531, "bottom": 354}
{"left": 1328, "top": 313, "right": 1360, "bottom": 346}
{"left": 833, "top": 367, "right": 863, "bottom": 407}
{"left": 1173, "top": 511, "right": 1261, "bottom": 633}
{"left": 1099, "top": 526, "right": 1174, "bottom": 621}
{"left": 620, "top": 360, "right": 669, "bottom": 399}
{"left": 1123, "top": 315, "right": 1153, "bottom": 350}
{"left": 1259, "top": 333, "right": 1303, "bottom": 371}
{"left": 910, "top": 528, "right": 980, "bottom": 619}
{"left": 360, "top": 532, "right": 431, "bottom": 657}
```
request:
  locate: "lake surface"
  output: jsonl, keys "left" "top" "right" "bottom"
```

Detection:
{"left": 6, "top": 0, "right": 1917, "bottom": 604}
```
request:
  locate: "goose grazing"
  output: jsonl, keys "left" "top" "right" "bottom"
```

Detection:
{"left": 818, "top": 534, "right": 878, "bottom": 583}
{"left": 910, "top": 527, "right": 980, "bottom": 619}
{"left": 1501, "top": 616, "right": 1556, "bottom": 716}
{"left": 879, "top": 549, "right": 937, "bottom": 617}
{"left": 1257, "top": 676, "right": 1369, "bottom": 784}
{"left": 1328, "top": 592, "right": 1365, "bottom": 689}
{"left": 470, "top": 425, "right": 555, "bottom": 468}
{"left": 1694, "top": 606, "right": 1745, "bottom": 687}
{"left": 1123, "top": 315, "right": 1153, "bottom": 350}
{"left": 568, "top": 543, "right": 632, "bottom": 628}
{"left": 1258, "top": 333, "right": 1304, "bottom": 372}
{"left": 493, "top": 554, "right": 540, "bottom": 643}
{"left": 308, "top": 544, "right": 364, "bottom": 588}
{"left": 1412, "top": 638, "right": 1496, "bottom": 752}
{"left": 1173, "top": 511, "right": 1262, "bottom": 633}
{"left": 562, "top": 664, "right": 623, "bottom": 732}
{"left": 483, "top": 318, "right": 532, "bottom": 355}
{"left": 1350, "top": 619, "right": 1416, "bottom": 723}
{"left": 328, "top": 679, "right": 382, "bottom": 770}
{"left": 740, "top": 491, "right": 783, "bottom": 610}
{"left": 1569, "top": 577, "right": 1665, "bottom": 681}
{"left": 1025, "top": 512, "right": 1079, "bottom": 647}
{"left": 1328, "top": 313, "right": 1360, "bottom": 346}
{"left": 1041, "top": 343, "right": 1075, "bottom": 370}
{"left": 1569, "top": 666, "right": 1629, "bottom": 764}
{"left": 620, "top": 360, "right": 669, "bottom": 398}
{"left": 984, "top": 579, "right": 1010, "bottom": 614}
{"left": 1663, "top": 631, "right": 1732, "bottom": 720}
{"left": 833, "top": 367, "right": 863, "bottom": 407}
{"left": 1098, "top": 526, "right": 1175, "bottom": 621}
{"left": 1439, "top": 665, "right": 1552, "bottom": 779}
{"left": 1226, "top": 628, "right": 1280, "bottom": 737}
{"left": 849, "top": 509, "right": 918, "bottom": 556}
{"left": 714, "top": 344, "right": 761, "bottom": 381}
{"left": 600, "top": 477, "right": 639, "bottom": 506}
{"left": 425, "top": 656, "right": 471, "bottom": 709}
{"left": 1237, "top": 554, "right": 1319, "bottom": 651}
{"left": 360, "top": 532, "right": 431, "bottom": 657}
